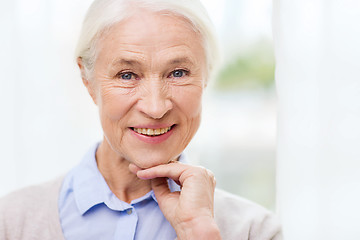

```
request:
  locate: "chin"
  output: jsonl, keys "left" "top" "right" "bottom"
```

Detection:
{"left": 130, "top": 152, "right": 178, "bottom": 169}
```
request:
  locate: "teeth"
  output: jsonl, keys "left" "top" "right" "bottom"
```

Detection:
{"left": 133, "top": 127, "right": 172, "bottom": 136}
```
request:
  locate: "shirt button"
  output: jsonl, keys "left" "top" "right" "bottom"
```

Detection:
{"left": 127, "top": 209, "right": 133, "bottom": 215}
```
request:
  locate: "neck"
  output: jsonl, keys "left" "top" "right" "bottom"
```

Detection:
{"left": 96, "top": 138, "right": 152, "bottom": 203}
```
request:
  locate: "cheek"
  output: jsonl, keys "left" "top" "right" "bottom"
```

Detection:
{"left": 98, "top": 86, "right": 135, "bottom": 122}
{"left": 172, "top": 86, "right": 203, "bottom": 118}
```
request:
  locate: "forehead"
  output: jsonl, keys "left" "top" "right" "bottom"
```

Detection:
{"left": 96, "top": 10, "right": 205, "bottom": 64}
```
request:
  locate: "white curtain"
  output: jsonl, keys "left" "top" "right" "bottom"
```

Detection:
{"left": 0, "top": 0, "right": 231, "bottom": 198}
{"left": 274, "top": 0, "right": 360, "bottom": 239}
{"left": 0, "top": 0, "right": 101, "bottom": 197}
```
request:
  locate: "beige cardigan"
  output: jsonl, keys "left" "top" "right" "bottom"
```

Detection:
{"left": 0, "top": 177, "right": 282, "bottom": 240}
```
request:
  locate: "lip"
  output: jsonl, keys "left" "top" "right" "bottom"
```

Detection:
{"left": 131, "top": 124, "right": 173, "bottom": 129}
{"left": 129, "top": 124, "right": 176, "bottom": 144}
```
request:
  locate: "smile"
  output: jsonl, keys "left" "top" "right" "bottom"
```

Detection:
{"left": 131, "top": 126, "right": 173, "bottom": 137}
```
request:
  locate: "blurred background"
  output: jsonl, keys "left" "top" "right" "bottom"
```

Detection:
{"left": 2, "top": 1, "right": 360, "bottom": 239}
{"left": 189, "top": 0, "right": 277, "bottom": 211}
{"left": 0, "top": 0, "right": 276, "bottom": 212}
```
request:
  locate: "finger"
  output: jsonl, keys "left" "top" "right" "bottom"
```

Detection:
{"left": 128, "top": 163, "right": 143, "bottom": 175}
{"left": 151, "top": 177, "right": 179, "bottom": 212}
{"left": 151, "top": 177, "right": 171, "bottom": 200}
{"left": 137, "top": 163, "right": 215, "bottom": 185}
{"left": 136, "top": 162, "right": 190, "bottom": 183}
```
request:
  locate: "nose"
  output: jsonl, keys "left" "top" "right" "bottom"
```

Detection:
{"left": 137, "top": 79, "right": 173, "bottom": 119}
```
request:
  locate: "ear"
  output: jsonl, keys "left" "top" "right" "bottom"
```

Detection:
{"left": 77, "top": 57, "right": 97, "bottom": 105}
{"left": 203, "top": 79, "right": 208, "bottom": 88}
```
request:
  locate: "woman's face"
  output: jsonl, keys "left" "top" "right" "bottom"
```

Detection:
{"left": 86, "top": 10, "right": 206, "bottom": 169}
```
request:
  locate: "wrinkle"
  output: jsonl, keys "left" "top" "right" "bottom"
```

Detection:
{"left": 84, "top": 10, "right": 206, "bottom": 171}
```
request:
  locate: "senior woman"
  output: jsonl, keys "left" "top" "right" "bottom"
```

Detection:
{"left": 0, "top": 0, "right": 282, "bottom": 239}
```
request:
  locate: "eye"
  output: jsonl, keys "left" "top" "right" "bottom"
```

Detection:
{"left": 115, "top": 71, "right": 136, "bottom": 80}
{"left": 121, "top": 72, "right": 133, "bottom": 80}
{"left": 170, "top": 69, "right": 188, "bottom": 78}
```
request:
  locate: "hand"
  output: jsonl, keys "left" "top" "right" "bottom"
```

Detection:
{"left": 129, "top": 162, "right": 222, "bottom": 240}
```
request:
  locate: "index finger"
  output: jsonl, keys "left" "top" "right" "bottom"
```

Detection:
{"left": 136, "top": 162, "right": 190, "bottom": 183}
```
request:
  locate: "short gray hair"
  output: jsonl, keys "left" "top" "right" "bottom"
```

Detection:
{"left": 75, "top": 0, "right": 220, "bottom": 82}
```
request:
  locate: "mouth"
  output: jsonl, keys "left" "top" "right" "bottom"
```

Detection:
{"left": 130, "top": 125, "right": 175, "bottom": 137}
{"left": 130, "top": 125, "right": 176, "bottom": 144}
{"left": 131, "top": 126, "right": 172, "bottom": 137}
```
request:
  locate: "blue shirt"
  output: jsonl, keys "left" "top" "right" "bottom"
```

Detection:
{"left": 58, "top": 143, "right": 181, "bottom": 240}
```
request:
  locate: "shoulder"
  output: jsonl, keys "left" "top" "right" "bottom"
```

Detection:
{"left": 0, "top": 176, "right": 65, "bottom": 239}
{"left": 214, "top": 189, "right": 282, "bottom": 240}
{"left": 0, "top": 176, "right": 64, "bottom": 210}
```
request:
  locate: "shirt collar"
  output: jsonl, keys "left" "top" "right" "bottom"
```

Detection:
{"left": 72, "top": 143, "right": 185, "bottom": 215}
{"left": 72, "top": 142, "right": 112, "bottom": 215}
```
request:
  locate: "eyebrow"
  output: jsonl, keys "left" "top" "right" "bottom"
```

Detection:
{"left": 168, "top": 57, "right": 195, "bottom": 66}
{"left": 114, "top": 59, "right": 142, "bottom": 66}
{"left": 112, "top": 56, "right": 195, "bottom": 68}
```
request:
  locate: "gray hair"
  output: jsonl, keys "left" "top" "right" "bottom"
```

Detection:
{"left": 75, "top": 0, "right": 220, "bottom": 82}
